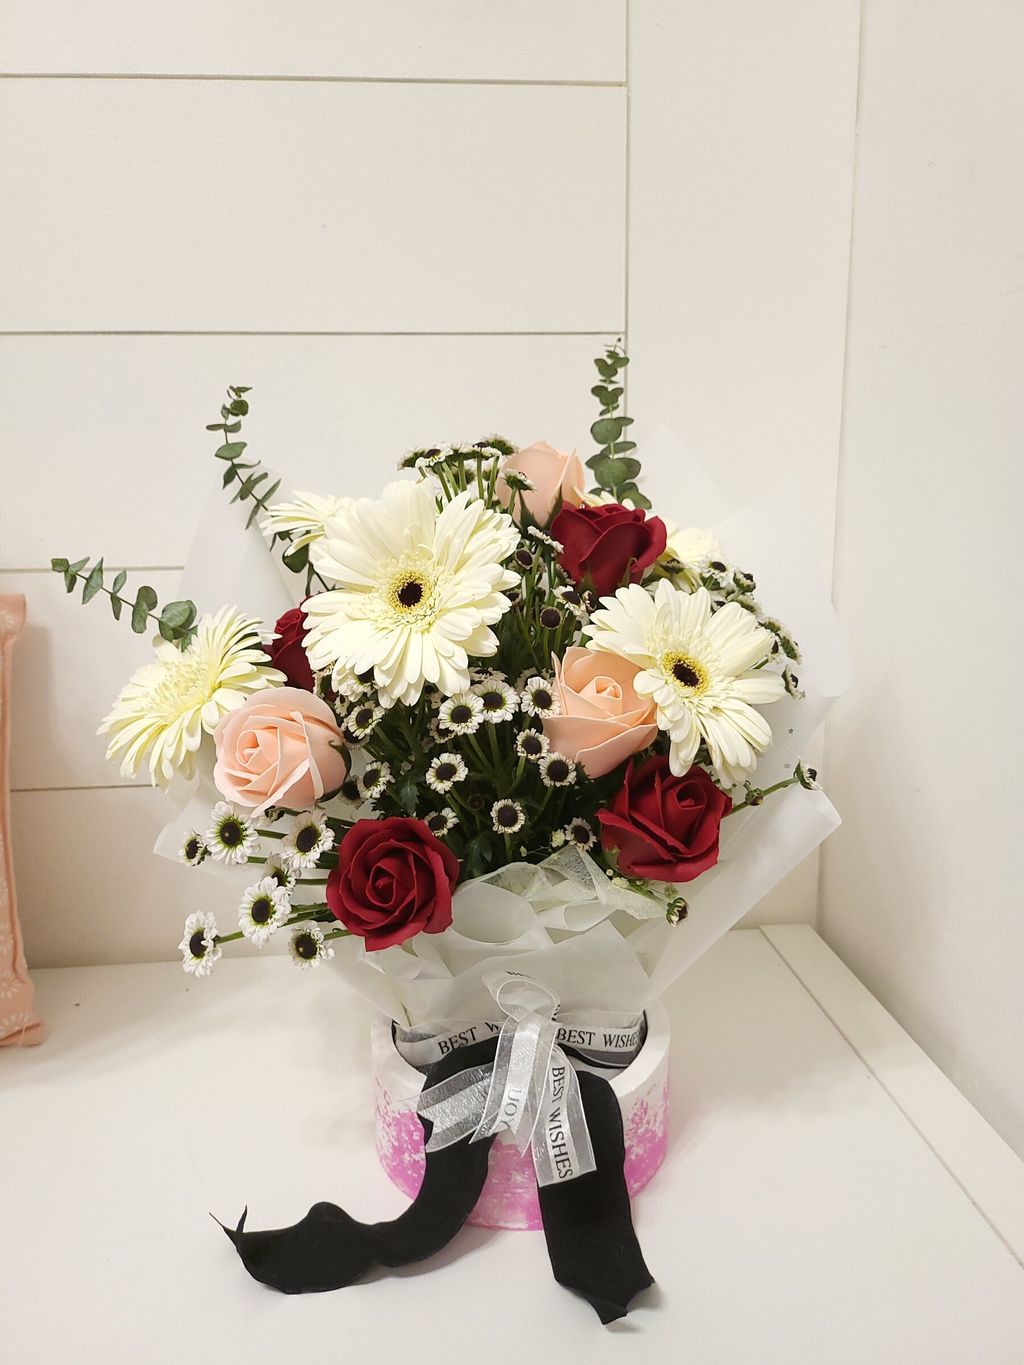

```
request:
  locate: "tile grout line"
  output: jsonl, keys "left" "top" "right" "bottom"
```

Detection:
{"left": 0, "top": 330, "right": 625, "bottom": 339}
{"left": 12, "top": 783, "right": 146, "bottom": 794}
{"left": 0, "top": 72, "right": 624, "bottom": 88}
{"left": 814, "top": 0, "right": 867, "bottom": 938}
{"left": 622, "top": 0, "right": 632, "bottom": 397}
{"left": 757, "top": 927, "right": 1024, "bottom": 1271}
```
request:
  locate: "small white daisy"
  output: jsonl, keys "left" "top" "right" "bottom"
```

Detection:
{"left": 331, "top": 659, "right": 372, "bottom": 702}
{"left": 289, "top": 922, "right": 335, "bottom": 970}
{"left": 427, "top": 716, "right": 446, "bottom": 746}
{"left": 539, "top": 753, "right": 577, "bottom": 788}
{"left": 526, "top": 526, "right": 564, "bottom": 552}
{"left": 520, "top": 676, "right": 560, "bottom": 719}
{"left": 426, "top": 752, "right": 468, "bottom": 794}
{"left": 206, "top": 803, "right": 258, "bottom": 866}
{"left": 438, "top": 690, "right": 485, "bottom": 736}
{"left": 559, "top": 817, "right": 595, "bottom": 851}
{"left": 555, "top": 585, "right": 588, "bottom": 619}
{"left": 491, "top": 799, "right": 526, "bottom": 835}
{"left": 796, "top": 762, "right": 819, "bottom": 790}
{"left": 515, "top": 729, "right": 550, "bottom": 761}
{"left": 424, "top": 807, "right": 458, "bottom": 836}
{"left": 550, "top": 829, "right": 567, "bottom": 849}
{"left": 260, "top": 853, "right": 297, "bottom": 891}
{"left": 358, "top": 760, "right": 392, "bottom": 802}
{"left": 282, "top": 812, "right": 333, "bottom": 871}
{"left": 178, "top": 912, "right": 221, "bottom": 978}
{"left": 472, "top": 676, "right": 518, "bottom": 724}
{"left": 238, "top": 878, "right": 291, "bottom": 946}
{"left": 501, "top": 468, "right": 535, "bottom": 493}
{"left": 343, "top": 701, "right": 385, "bottom": 741}
{"left": 179, "top": 830, "right": 208, "bottom": 867}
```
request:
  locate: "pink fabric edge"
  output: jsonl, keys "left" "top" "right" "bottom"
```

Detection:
{"left": 0, "top": 595, "right": 44, "bottom": 1046}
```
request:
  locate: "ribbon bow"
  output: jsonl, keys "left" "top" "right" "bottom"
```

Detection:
{"left": 415, "top": 976, "right": 596, "bottom": 1186}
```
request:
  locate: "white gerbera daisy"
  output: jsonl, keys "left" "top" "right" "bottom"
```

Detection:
{"left": 206, "top": 802, "right": 258, "bottom": 865}
{"left": 289, "top": 922, "right": 335, "bottom": 970}
{"left": 238, "top": 878, "right": 291, "bottom": 946}
{"left": 178, "top": 912, "right": 221, "bottom": 977}
{"left": 303, "top": 481, "right": 519, "bottom": 706}
{"left": 282, "top": 812, "right": 333, "bottom": 871}
{"left": 659, "top": 523, "right": 721, "bottom": 589}
{"left": 438, "top": 690, "right": 485, "bottom": 736}
{"left": 260, "top": 491, "right": 350, "bottom": 550}
{"left": 587, "top": 581, "right": 786, "bottom": 786}
{"left": 491, "top": 799, "right": 526, "bottom": 835}
{"left": 472, "top": 676, "right": 518, "bottom": 723}
{"left": 520, "top": 676, "right": 560, "bottom": 719}
{"left": 179, "top": 830, "right": 208, "bottom": 867}
{"left": 426, "top": 752, "right": 468, "bottom": 793}
{"left": 99, "top": 607, "right": 285, "bottom": 787}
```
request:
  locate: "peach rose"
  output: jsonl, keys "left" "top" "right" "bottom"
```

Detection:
{"left": 213, "top": 687, "right": 348, "bottom": 815}
{"left": 495, "top": 441, "right": 585, "bottom": 526}
{"left": 542, "top": 648, "right": 658, "bottom": 779}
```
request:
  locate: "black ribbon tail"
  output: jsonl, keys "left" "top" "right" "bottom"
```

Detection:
{"left": 219, "top": 1036, "right": 500, "bottom": 1293}
{"left": 537, "top": 1068, "right": 655, "bottom": 1324}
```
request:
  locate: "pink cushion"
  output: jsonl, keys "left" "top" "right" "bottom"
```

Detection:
{"left": 0, "top": 596, "right": 43, "bottom": 1046}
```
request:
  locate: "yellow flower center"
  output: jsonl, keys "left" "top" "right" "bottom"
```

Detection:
{"left": 381, "top": 560, "right": 440, "bottom": 627}
{"left": 662, "top": 651, "right": 710, "bottom": 697}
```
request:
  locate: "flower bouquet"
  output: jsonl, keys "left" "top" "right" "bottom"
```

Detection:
{"left": 52, "top": 345, "right": 840, "bottom": 1321}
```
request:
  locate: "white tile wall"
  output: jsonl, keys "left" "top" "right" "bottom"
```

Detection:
{"left": 2, "top": 1, "right": 626, "bottom": 82}
{"left": 1, "top": 4, "right": 860, "bottom": 965}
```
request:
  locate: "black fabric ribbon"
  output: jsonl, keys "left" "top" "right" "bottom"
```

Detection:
{"left": 220, "top": 1034, "right": 653, "bottom": 1323}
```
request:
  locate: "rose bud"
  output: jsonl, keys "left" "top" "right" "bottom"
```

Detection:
{"left": 550, "top": 502, "right": 667, "bottom": 598}
{"left": 495, "top": 441, "right": 585, "bottom": 526}
{"left": 543, "top": 648, "right": 658, "bottom": 778}
{"left": 598, "top": 754, "right": 731, "bottom": 882}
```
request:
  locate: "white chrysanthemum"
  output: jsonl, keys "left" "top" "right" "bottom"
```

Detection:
{"left": 179, "top": 830, "right": 208, "bottom": 867}
{"left": 303, "top": 481, "right": 519, "bottom": 705}
{"left": 660, "top": 522, "right": 721, "bottom": 588}
{"left": 587, "top": 581, "right": 785, "bottom": 786}
{"left": 491, "top": 799, "right": 526, "bottom": 835}
{"left": 238, "top": 877, "right": 291, "bottom": 946}
{"left": 206, "top": 802, "right": 259, "bottom": 865}
{"left": 472, "top": 676, "right": 518, "bottom": 724}
{"left": 178, "top": 912, "right": 221, "bottom": 978}
{"left": 282, "top": 812, "right": 333, "bottom": 871}
{"left": 426, "top": 752, "right": 467, "bottom": 793}
{"left": 260, "top": 853, "right": 297, "bottom": 891}
{"left": 260, "top": 491, "right": 350, "bottom": 550}
{"left": 438, "top": 690, "right": 485, "bottom": 735}
{"left": 520, "top": 676, "right": 560, "bottom": 719}
{"left": 424, "top": 807, "right": 458, "bottom": 836}
{"left": 357, "top": 761, "right": 391, "bottom": 802}
{"left": 288, "top": 922, "right": 335, "bottom": 970}
{"left": 99, "top": 607, "right": 285, "bottom": 787}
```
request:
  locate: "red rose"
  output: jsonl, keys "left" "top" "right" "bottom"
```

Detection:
{"left": 268, "top": 605, "right": 314, "bottom": 692}
{"left": 327, "top": 817, "right": 460, "bottom": 950}
{"left": 550, "top": 502, "right": 667, "bottom": 598}
{"left": 598, "top": 755, "right": 731, "bottom": 882}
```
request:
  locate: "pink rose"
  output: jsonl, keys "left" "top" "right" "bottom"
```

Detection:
{"left": 542, "top": 648, "right": 659, "bottom": 779}
{"left": 213, "top": 687, "right": 348, "bottom": 815}
{"left": 495, "top": 441, "right": 585, "bottom": 526}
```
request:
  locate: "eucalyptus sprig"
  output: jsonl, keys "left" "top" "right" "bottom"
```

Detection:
{"left": 587, "top": 341, "right": 650, "bottom": 508}
{"left": 49, "top": 558, "right": 198, "bottom": 648}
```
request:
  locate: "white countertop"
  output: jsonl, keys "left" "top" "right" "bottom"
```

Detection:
{"left": 2, "top": 926, "right": 1023, "bottom": 1363}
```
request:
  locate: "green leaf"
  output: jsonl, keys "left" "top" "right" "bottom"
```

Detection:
{"left": 224, "top": 421, "right": 242, "bottom": 434}
{"left": 615, "top": 482, "right": 651, "bottom": 509}
{"left": 81, "top": 559, "right": 104, "bottom": 603}
{"left": 613, "top": 456, "right": 641, "bottom": 481}
{"left": 591, "top": 416, "right": 626, "bottom": 445}
{"left": 464, "top": 833, "right": 493, "bottom": 878}
{"left": 230, "top": 385, "right": 252, "bottom": 395}
{"left": 399, "top": 777, "right": 419, "bottom": 816}
{"left": 206, "top": 422, "right": 227, "bottom": 432}
{"left": 50, "top": 557, "right": 69, "bottom": 573}
{"left": 111, "top": 569, "right": 127, "bottom": 595}
{"left": 63, "top": 572, "right": 77, "bottom": 593}
{"left": 592, "top": 455, "right": 632, "bottom": 487}
{"left": 222, "top": 466, "right": 235, "bottom": 488}
{"left": 214, "top": 441, "right": 247, "bottom": 461}
{"left": 610, "top": 440, "right": 637, "bottom": 454}
{"left": 282, "top": 542, "right": 309, "bottom": 574}
{"left": 247, "top": 478, "right": 280, "bottom": 528}
{"left": 110, "top": 594, "right": 123, "bottom": 621}
{"left": 590, "top": 385, "right": 623, "bottom": 407}
{"left": 228, "top": 398, "right": 249, "bottom": 417}
{"left": 160, "top": 600, "right": 196, "bottom": 632}
{"left": 131, "top": 585, "right": 158, "bottom": 634}
{"left": 594, "top": 359, "right": 617, "bottom": 380}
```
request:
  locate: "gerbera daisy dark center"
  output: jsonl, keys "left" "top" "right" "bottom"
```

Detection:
{"left": 396, "top": 578, "right": 424, "bottom": 608}
{"left": 673, "top": 661, "right": 701, "bottom": 687}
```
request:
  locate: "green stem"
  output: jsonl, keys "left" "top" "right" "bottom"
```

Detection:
{"left": 727, "top": 774, "right": 801, "bottom": 815}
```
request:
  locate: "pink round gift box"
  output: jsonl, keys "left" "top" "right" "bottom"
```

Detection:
{"left": 371, "top": 1000, "right": 670, "bottom": 1231}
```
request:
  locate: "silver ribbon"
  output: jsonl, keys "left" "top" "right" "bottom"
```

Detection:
{"left": 412, "top": 977, "right": 639, "bottom": 1186}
